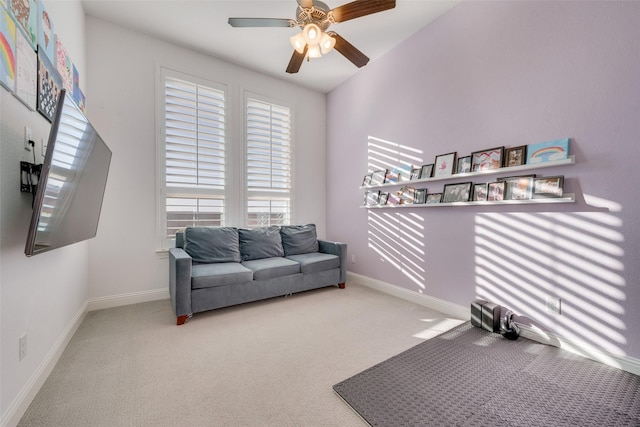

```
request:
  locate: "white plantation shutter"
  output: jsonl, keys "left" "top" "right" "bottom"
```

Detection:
{"left": 246, "top": 97, "right": 291, "bottom": 227}
{"left": 162, "top": 73, "right": 226, "bottom": 239}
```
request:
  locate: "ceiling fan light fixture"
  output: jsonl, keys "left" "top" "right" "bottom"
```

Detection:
{"left": 302, "top": 23, "right": 322, "bottom": 45}
{"left": 320, "top": 32, "right": 335, "bottom": 54}
{"left": 307, "top": 44, "right": 322, "bottom": 59}
{"left": 290, "top": 33, "right": 306, "bottom": 53}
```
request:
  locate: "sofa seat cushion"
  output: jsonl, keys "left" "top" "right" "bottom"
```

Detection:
{"left": 286, "top": 252, "right": 340, "bottom": 275}
{"left": 241, "top": 257, "right": 301, "bottom": 281}
{"left": 191, "top": 263, "right": 253, "bottom": 290}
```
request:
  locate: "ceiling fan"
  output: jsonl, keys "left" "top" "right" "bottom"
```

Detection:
{"left": 228, "top": 0, "right": 396, "bottom": 74}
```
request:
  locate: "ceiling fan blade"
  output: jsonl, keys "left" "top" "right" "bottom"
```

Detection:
{"left": 331, "top": 0, "right": 396, "bottom": 22}
{"left": 331, "top": 0, "right": 396, "bottom": 23}
{"left": 228, "top": 18, "right": 295, "bottom": 28}
{"left": 332, "top": 33, "right": 369, "bottom": 68}
{"left": 286, "top": 46, "right": 309, "bottom": 74}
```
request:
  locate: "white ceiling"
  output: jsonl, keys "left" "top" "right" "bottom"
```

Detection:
{"left": 81, "top": 0, "right": 458, "bottom": 93}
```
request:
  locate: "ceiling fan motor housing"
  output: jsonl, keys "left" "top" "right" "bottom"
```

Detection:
{"left": 296, "top": 1, "right": 332, "bottom": 31}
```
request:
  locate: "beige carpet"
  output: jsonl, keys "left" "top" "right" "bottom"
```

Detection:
{"left": 18, "top": 282, "right": 463, "bottom": 426}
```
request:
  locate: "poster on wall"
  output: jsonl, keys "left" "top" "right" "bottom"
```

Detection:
{"left": 1, "top": 0, "right": 6, "bottom": 9}
{"left": 9, "top": 0, "right": 36, "bottom": 50}
{"left": 74, "top": 85, "right": 85, "bottom": 113}
{"left": 15, "top": 28, "right": 36, "bottom": 108}
{"left": 37, "top": 46, "right": 61, "bottom": 121}
{"left": 36, "top": 0, "right": 54, "bottom": 62}
{"left": 0, "top": 8, "right": 16, "bottom": 92}
{"left": 55, "top": 36, "right": 72, "bottom": 91}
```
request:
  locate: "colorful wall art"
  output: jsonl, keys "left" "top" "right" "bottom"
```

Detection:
{"left": 526, "top": 138, "right": 570, "bottom": 164}
{"left": 37, "top": 46, "right": 61, "bottom": 121}
{"left": 37, "top": 0, "right": 54, "bottom": 63}
{"left": 15, "top": 28, "right": 36, "bottom": 108}
{"left": 9, "top": 0, "right": 36, "bottom": 49}
{"left": 0, "top": 8, "right": 16, "bottom": 91}
{"left": 55, "top": 35, "right": 72, "bottom": 91}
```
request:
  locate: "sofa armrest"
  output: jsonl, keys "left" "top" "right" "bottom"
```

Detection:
{"left": 169, "top": 247, "right": 192, "bottom": 323}
{"left": 318, "top": 240, "right": 347, "bottom": 285}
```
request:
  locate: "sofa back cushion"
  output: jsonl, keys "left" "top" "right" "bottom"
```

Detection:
{"left": 239, "top": 226, "right": 285, "bottom": 261}
{"left": 184, "top": 227, "right": 241, "bottom": 264}
{"left": 280, "top": 224, "right": 319, "bottom": 256}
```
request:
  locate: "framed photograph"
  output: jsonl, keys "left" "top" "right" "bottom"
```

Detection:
{"left": 370, "top": 169, "right": 386, "bottom": 186}
{"left": 502, "top": 176, "right": 534, "bottom": 200}
{"left": 414, "top": 188, "right": 427, "bottom": 204}
{"left": 378, "top": 192, "right": 389, "bottom": 205}
{"left": 362, "top": 174, "right": 372, "bottom": 186}
{"left": 533, "top": 176, "right": 564, "bottom": 198}
{"left": 419, "top": 164, "right": 434, "bottom": 179}
{"left": 442, "top": 182, "right": 472, "bottom": 203}
{"left": 487, "top": 182, "right": 505, "bottom": 201}
{"left": 399, "top": 185, "right": 415, "bottom": 205}
{"left": 526, "top": 138, "right": 569, "bottom": 164}
{"left": 410, "top": 168, "right": 421, "bottom": 181}
{"left": 387, "top": 192, "right": 400, "bottom": 206}
{"left": 426, "top": 193, "right": 442, "bottom": 204}
{"left": 385, "top": 169, "right": 399, "bottom": 184}
{"left": 434, "top": 152, "right": 456, "bottom": 178}
{"left": 473, "top": 183, "right": 488, "bottom": 201}
{"left": 365, "top": 190, "right": 380, "bottom": 206}
{"left": 504, "top": 146, "right": 527, "bottom": 167}
{"left": 471, "top": 147, "right": 504, "bottom": 172}
{"left": 456, "top": 156, "right": 471, "bottom": 174}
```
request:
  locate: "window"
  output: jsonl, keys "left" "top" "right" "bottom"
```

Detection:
{"left": 246, "top": 96, "right": 292, "bottom": 227}
{"left": 160, "top": 70, "right": 226, "bottom": 244}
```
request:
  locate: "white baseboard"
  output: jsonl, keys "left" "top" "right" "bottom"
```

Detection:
{"left": 349, "top": 271, "right": 640, "bottom": 376}
{"left": 87, "top": 288, "right": 169, "bottom": 312}
{"left": 1, "top": 302, "right": 87, "bottom": 427}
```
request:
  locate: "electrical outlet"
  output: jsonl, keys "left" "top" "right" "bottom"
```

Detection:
{"left": 351, "top": 254, "right": 356, "bottom": 264}
{"left": 545, "top": 296, "right": 561, "bottom": 314}
{"left": 19, "top": 334, "right": 27, "bottom": 361}
{"left": 24, "top": 126, "right": 32, "bottom": 151}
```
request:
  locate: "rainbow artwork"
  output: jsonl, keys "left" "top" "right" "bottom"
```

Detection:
{"left": 526, "top": 138, "right": 569, "bottom": 164}
{"left": 0, "top": 9, "right": 17, "bottom": 91}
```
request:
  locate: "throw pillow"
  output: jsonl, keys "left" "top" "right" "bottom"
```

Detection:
{"left": 239, "top": 226, "right": 285, "bottom": 261}
{"left": 184, "top": 227, "right": 241, "bottom": 263}
{"left": 280, "top": 224, "right": 319, "bottom": 256}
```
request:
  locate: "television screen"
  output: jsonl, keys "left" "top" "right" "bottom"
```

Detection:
{"left": 25, "top": 89, "right": 112, "bottom": 257}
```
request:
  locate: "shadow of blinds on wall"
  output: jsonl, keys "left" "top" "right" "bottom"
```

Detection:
{"left": 163, "top": 74, "right": 226, "bottom": 240}
{"left": 246, "top": 96, "right": 291, "bottom": 228}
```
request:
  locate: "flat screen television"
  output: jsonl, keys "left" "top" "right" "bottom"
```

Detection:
{"left": 25, "top": 89, "right": 112, "bottom": 257}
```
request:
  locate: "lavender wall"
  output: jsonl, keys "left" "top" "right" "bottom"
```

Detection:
{"left": 327, "top": 1, "right": 640, "bottom": 361}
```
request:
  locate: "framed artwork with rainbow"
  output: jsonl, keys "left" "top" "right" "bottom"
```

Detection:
{"left": 526, "top": 138, "right": 569, "bottom": 164}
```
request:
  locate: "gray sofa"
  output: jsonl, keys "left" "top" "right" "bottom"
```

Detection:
{"left": 169, "top": 224, "right": 347, "bottom": 325}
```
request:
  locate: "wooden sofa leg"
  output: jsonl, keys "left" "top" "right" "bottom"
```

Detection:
{"left": 177, "top": 315, "right": 188, "bottom": 325}
{"left": 339, "top": 283, "right": 346, "bottom": 289}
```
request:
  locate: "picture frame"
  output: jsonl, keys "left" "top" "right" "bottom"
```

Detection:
{"left": 399, "top": 185, "right": 415, "bottom": 205}
{"left": 471, "top": 147, "right": 504, "bottom": 172}
{"left": 370, "top": 169, "right": 386, "bottom": 186}
{"left": 504, "top": 146, "right": 527, "bottom": 167}
{"left": 365, "top": 190, "right": 380, "bottom": 206}
{"left": 533, "top": 176, "right": 564, "bottom": 198}
{"left": 526, "top": 138, "right": 569, "bottom": 164}
{"left": 378, "top": 192, "right": 389, "bottom": 205}
{"left": 456, "top": 156, "right": 471, "bottom": 174}
{"left": 487, "top": 182, "right": 505, "bottom": 201}
{"left": 387, "top": 192, "right": 400, "bottom": 206}
{"left": 502, "top": 175, "right": 534, "bottom": 200}
{"left": 410, "top": 168, "right": 421, "bottom": 181}
{"left": 442, "top": 182, "right": 473, "bottom": 203}
{"left": 414, "top": 188, "right": 427, "bottom": 204}
{"left": 434, "top": 152, "right": 456, "bottom": 178}
{"left": 473, "top": 183, "right": 488, "bottom": 201}
{"left": 362, "top": 174, "right": 372, "bottom": 186}
{"left": 384, "top": 169, "right": 399, "bottom": 184}
{"left": 419, "top": 164, "right": 434, "bottom": 179}
{"left": 426, "top": 193, "right": 442, "bottom": 204}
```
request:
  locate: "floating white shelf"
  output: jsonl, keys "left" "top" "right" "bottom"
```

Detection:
{"left": 360, "top": 194, "right": 575, "bottom": 209}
